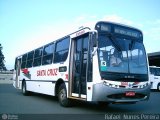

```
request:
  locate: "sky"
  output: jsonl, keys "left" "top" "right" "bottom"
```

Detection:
{"left": 0, "top": 0, "right": 160, "bottom": 70}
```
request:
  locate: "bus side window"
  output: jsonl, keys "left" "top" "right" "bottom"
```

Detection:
{"left": 33, "top": 47, "right": 43, "bottom": 67}
{"left": 42, "top": 43, "right": 55, "bottom": 65}
{"left": 155, "top": 68, "right": 160, "bottom": 76}
{"left": 26, "top": 51, "right": 34, "bottom": 68}
{"left": 150, "top": 68, "right": 154, "bottom": 75}
{"left": 157, "top": 68, "right": 160, "bottom": 76}
{"left": 54, "top": 37, "right": 70, "bottom": 63}
{"left": 21, "top": 54, "right": 27, "bottom": 69}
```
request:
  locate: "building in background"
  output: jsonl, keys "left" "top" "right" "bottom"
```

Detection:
{"left": 148, "top": 51, "right": 160, "bottom": 67}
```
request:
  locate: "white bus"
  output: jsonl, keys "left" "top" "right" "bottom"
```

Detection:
{"left": 149, "top": 66, "right": 160, "bottom": 91}
{"left": 13, "top": 21, "right": 151, "bottom": 107}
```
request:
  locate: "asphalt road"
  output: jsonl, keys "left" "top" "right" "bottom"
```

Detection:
{"left": 0, "top": 84, "right": 160, "bottom": 120}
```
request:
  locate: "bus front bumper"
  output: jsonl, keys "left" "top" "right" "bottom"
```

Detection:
{"left": 92, "top": 83, "right": 151, "bottom": 103}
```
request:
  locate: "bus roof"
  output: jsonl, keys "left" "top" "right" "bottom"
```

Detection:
{"left": 15, "top": 27, "right": 91, "bottom": 58}
{"left": 95, "top": 21, "right": 143, "bottom": 33}
{"left": 15, "top": 21, "right": 143, "bottom": 58}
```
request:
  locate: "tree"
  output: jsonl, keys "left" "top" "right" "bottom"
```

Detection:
{"left": 0, "top": 44, "right": 7, "bottom": 71}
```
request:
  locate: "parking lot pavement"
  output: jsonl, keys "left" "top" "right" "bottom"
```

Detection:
{"left": 0, "top": 80, "right": 12, "bottom": 84}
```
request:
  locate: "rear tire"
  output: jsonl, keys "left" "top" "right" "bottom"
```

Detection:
{"left": 22, "top": 81, "right": 29, "bottom": 96}
{"left": 58, "top": 84, "right": 71, "bottom": 107}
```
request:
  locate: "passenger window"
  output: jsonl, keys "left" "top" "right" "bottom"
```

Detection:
{"left": 21, "top": 54, "right": 27, "bottom": 69}
{"left": 34, "top": 47, "right": 43, "bottom": 58}
{"left": 42, "top": 43, "right": 55, "bottom": 65}
{"left": 155, "top": 68, "right": 160, "bottom": 76}
{"left": 33, "top": 47, "right": 43, "bottom": 67}
{"left": 54, "top": 37, "right": 70, "bottom": 63}
{"left": 26, "top": 51, "right": 34, "bottom": 68}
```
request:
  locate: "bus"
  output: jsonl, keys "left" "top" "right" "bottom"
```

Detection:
{"left": 13, "top": 21, "right": 151, "bottom": 107}
{"left": 149, "top": 66, "right": 160, "bottom": 91}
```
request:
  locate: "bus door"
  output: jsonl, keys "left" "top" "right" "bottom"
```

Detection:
{"left": 15, "top": 58, "right": 21, "bottom": 88}
{"left": 70, "top": 34, "right": 89, "bottom": 99}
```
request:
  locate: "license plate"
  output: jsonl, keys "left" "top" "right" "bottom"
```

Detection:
{"left": 125, "top": 91, "right": 135, "bottom": 96}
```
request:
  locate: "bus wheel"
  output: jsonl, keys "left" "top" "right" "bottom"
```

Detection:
{"left": 157, "top": 83, "right": 160, "bottom": 91}
{"left": 58, "top": 84, "right": 71, "bottom": 107}
{"left": 22, "top": 81, "right": 28, "bottom": 95}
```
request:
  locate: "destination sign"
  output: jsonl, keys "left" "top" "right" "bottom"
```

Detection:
{"left": 114, "top": 27, "right": 141, "bottom": 38}
{"left": 100, "top": 24, "right": 111, "bottom": 32}
{"left": 95, "top": 22, "right": 142, "bottom": 39}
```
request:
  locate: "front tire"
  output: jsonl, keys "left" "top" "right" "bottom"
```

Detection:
{"left": 58, "top": 84, "right": 71, "bottom": 107}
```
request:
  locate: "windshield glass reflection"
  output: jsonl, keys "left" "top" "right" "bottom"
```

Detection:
{"left": 98, "top": 35, "right": 147, "bottom": 74}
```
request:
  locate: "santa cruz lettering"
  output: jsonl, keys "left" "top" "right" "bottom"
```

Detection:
{"left": 37, "top": 68, "right": 58, "bottom": 76}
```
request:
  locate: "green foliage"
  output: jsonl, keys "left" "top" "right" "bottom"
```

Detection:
{"left": 0, "top": 44, "right": 7, "bottom": 71}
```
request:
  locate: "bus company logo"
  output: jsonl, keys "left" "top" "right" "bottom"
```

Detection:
{"left": 37, "top": 68, "right": 58, "bottom": 76}
{"left": 121, "top": 82, "right": 139, "bottom": 88}
{"left": 121, "top": 82, "right": 128, "bottom": 86}
{"left": 76, "top": 30, "right": 85, "bottom": 37}
{"left": 22, "top": 68, "right": 31, "bottom": 79}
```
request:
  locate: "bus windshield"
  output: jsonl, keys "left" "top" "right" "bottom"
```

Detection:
{"left": 98, "top": 34, "right": 148, "bottom": 75}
